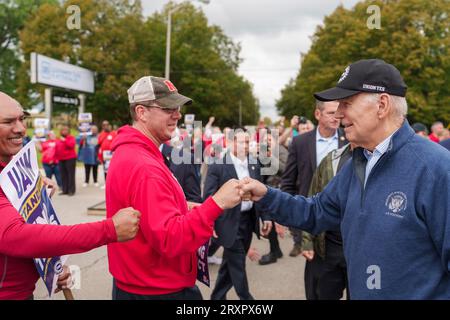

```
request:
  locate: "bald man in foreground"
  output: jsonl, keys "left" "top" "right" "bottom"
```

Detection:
{"left": 0, "top": 92, "right": 141, "bottom": 300}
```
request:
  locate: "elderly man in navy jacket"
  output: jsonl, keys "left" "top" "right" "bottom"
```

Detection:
{"left": 240, "top": 59, "right": 450, "bottom": 299}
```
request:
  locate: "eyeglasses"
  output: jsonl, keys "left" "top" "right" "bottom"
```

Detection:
{"left": 142, "top": 104, "right": 181, "bottom": 115}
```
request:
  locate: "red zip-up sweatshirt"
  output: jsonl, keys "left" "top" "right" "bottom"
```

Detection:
{"left": 106, "top": 126, "right": 222, "bottom": 295}
{"left": 0, "top": 162, "right": 118, "bottom": 300}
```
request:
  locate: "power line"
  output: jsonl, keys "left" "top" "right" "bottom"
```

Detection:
{"left": 94, "top": 67, "right": 299, "bottom": 75}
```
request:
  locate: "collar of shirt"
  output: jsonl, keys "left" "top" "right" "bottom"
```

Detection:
{"left": 316, "top": 127, "right": 339, "bottom": 167}
{"left": 363, "top": 131, "right": 397, "bottom": 161}
{"left": 316, "top": 127, "right": 339, "bottom": 143}
{"left": 362, "top": 130, "right": 398, "bottom": 186}
{"left": 230, "top": 152, "right": 248, "bottom": 168}
{"left": 229, "top": 153, "right": 253, "bottom": 211}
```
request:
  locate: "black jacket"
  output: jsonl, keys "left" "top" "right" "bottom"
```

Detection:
{"left": 161, "top": 144, "right": 202, "bottom": 203}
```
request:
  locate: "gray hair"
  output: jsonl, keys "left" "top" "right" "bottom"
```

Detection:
{"left": 315, "top": 100, "right": 325, "bottom": 111}
{"left": 390, "top": 95, "right": 408, "bottom": 119}
{"left": 364, "top": 93, "right": 407, "bottom": 120}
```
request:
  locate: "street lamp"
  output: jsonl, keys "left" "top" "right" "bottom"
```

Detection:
{"left": 164, "top": 0, "right": 210, "bottom": 80}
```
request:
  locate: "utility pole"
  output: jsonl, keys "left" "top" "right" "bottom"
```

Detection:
{"left": 165, "top": 0, "right": 210, "bottom": 80}
{"left": 164, "top": 9, "right": 172, "bottom": 80}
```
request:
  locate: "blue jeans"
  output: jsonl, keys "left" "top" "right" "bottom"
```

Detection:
{"left": 43, "top": 163, "right": 62, "bottom": 188}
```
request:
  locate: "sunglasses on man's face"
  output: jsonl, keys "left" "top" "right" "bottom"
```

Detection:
{"left": 143, "top": 104, "right": 182, "bottom": 115}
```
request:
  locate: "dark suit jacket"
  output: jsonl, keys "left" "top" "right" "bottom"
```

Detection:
{"left": 203, "top": 153, "right": 269, "bottom": 248}
{"left": 161, "top": 144, "right": 202, "bottom": 203}
{"left": 281, "top": 128, "right": 347, "bottom": 196}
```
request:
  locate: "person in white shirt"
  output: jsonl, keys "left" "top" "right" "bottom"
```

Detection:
{"left": 203, "top": 127, "right": 271, "bottom": 300}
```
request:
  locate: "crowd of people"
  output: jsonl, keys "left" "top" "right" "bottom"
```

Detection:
{"left": 0, "top": 58, "right": 449, "bottom": 300}
{"left": 34, "top": 120, "right": 117, "bottom": 195}
{"left": 160, "top": 107, "right": 450, "bottom": 301}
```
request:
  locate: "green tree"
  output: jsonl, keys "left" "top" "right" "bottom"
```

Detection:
{"left": 17, "top": 0, "right": 259, "bottom": 127}
{"left": 0, "top": 0, "right": 57, "bottom": 96}
{"left": 141, "top": 2, "right": 258, "bottom": 127}
{"left": 18, "top": 0, "right": 150, "bottom": 124}
{"left": 277, "top": 0, "right": 450, "bottom": 126}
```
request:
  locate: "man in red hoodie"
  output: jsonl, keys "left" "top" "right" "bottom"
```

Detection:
{"left": 107, "top": 76, "right": 242, "bottom": 300}
{"left": 56, "top": 126, "right": 77, "bottom": 196}
{"left": 0, "top": 92, "right": 141, "bottom": 300}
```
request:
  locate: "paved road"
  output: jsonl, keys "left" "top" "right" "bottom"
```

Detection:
{"left": 34, "top": 168, "right": 307, "bottom": 300}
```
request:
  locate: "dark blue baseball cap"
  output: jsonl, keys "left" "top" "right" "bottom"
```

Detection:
{"left": 314, "top": 59, "right": 407, "bottom": 101}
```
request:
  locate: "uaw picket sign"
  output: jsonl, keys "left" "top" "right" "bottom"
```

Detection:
{"left": 0, "top": 141, "right": 67, "bottom": 297}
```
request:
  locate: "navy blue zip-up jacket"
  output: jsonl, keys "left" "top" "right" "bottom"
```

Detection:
{"left": 256, "top": 121, "right": 450, "bottom": 299}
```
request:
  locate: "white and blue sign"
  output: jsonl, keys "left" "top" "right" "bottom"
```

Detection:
{"left": 31, "top": 52, "right": 95, "bottom": 93}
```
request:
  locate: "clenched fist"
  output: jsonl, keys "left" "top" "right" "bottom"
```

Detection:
{"left": 212, "top": 179, "right": 242, "bottom": 210}
{"left": 112, "top": 207, "right": 141, "bottom": 242}
{"left": 239, "top": 177, "right": 268, "bottom": 202}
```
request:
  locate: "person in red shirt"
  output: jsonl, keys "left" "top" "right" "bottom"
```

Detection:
{"left": 56, "top": 126, "right": 77, "bottom": 196}
{"left": 107, "top": 76, "right": 242, "bottom": 300}
{"left": 36, "top": 131, "right": 62, "bottom": 188}
{"left": 98, "top": 121, "right": 117, "bottom": 183}
{"left": 0, "top": 92, "right": 141, "bottom": 300}
{"left": 429, "top": 121, "right": 444, "bottom": 143}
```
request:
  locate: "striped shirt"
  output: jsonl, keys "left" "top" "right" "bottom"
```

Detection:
{"left": 316, "top": 128, "right": 339, "bottom": 168}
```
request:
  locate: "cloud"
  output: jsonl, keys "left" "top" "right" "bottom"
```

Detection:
{"left": 143, "top": 1, "right": 360, "bottom": 37}
{"left": 236, "top": 16, "right": 322, "bottom": 118}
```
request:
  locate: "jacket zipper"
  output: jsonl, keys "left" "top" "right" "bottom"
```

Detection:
{"left": 0, "top": 255, "right": 7, "bottom": 289}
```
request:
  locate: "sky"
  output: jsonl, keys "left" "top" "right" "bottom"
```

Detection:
{"left": 142, "top": 0, "right": 361, "bottom": 120}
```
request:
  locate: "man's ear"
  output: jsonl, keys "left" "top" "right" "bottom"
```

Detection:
{"left": 377, "top": 94, "right": 391, "bottom": 119}
{"left": 314, "top": 109, "right": 321, "bottom": 121}
{"left": 135, "top": 105, "right": 147, "bottom": 122}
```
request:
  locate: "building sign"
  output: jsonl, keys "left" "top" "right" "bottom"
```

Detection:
{"left": 31, "top": 52, "right": 95, "bottom": 93}
{"left": 53, "top": 96, "right": 79, "bottom": 106}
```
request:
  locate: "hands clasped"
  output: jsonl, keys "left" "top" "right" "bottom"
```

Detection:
{"left": 212, "top": 177, "right": 268, "bottom": 210}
